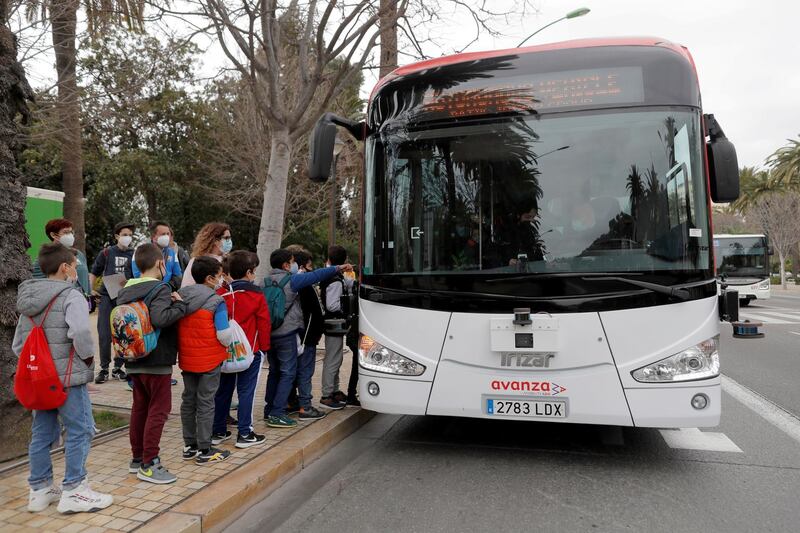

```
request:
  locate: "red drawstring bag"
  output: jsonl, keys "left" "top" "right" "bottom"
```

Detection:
{"left": 14, "top": 296, "right": 74, "bottom": 411}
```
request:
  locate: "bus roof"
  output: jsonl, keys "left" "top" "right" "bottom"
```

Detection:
{"left": 374, "top": 37, "right": 694, "bottom": 96}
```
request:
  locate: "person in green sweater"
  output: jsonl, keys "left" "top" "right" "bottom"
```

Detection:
{"left": 32, "top": 218, "right": 91, "bottom": 300}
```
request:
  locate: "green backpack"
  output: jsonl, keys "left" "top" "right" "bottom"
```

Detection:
{"left": 263, "top": 274, "right": 295, "bottom": 329}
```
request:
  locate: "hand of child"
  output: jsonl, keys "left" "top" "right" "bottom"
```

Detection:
{"left": 171, "top": 292, "right": 183, "bottom": 302}
{"left": 339, "top": 263, "right": 354, "bottom": 273}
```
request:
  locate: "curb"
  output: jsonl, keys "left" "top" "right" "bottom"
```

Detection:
{"left": 136, "top": 408, "right": 375, "bottom": 533}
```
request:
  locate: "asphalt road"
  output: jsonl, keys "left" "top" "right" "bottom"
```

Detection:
{"left": 230, "top": 291, "right": 800, "bottom": 533}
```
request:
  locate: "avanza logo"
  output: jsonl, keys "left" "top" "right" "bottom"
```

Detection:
{"left": 490, "top": 380, "right": 567, "bottom": 395}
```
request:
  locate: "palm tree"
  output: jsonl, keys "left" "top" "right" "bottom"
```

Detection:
{"left": 0, "top": 0, "right": 34, "bottom": 458}
{"left": 728, "top": 166, "right": 773, "bottom": 213}
{"left": 23, "top": 0, "right": 144, "bottom": 250}
{"left": 767, "top": 136, "right": 800, "bottom": 190}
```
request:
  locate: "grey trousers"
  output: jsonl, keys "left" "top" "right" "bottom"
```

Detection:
{"left": 322, "top": 335, "right": 344, "bottom": 397}
{"left": 181, "top": 366, "right": 221, "bottom": 450}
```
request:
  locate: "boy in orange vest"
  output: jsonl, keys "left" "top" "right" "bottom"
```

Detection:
{"left": 177, "top": 256, "right": 233, "bottom": 464}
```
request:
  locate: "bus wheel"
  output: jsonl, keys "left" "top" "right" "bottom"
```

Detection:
{"left": 739, "top": 299, "right": 751, "bottom": 307}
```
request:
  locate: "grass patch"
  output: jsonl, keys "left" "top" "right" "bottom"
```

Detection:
{"left": 93, "top": 410, "right": 128, "bottom": 432}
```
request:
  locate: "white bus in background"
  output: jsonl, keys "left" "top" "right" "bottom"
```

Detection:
{"left": 310, "top": 37, "right": 743, "bottom": 428}
{"left": 714, "top": 234, "right": 771, "bottom": 306}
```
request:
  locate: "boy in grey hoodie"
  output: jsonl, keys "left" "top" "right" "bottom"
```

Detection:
{"left": 13, "top": 243, "right": 113, "bottom": 514}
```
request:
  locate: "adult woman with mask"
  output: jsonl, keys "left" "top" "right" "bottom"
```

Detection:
{"left": 180, "top": 222, "right": 232, "bottom": 289}
{"left": 32, "top": 218, "right": 91, "bottom": 298}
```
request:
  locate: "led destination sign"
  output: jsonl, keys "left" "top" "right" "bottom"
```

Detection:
{"left": 418, "top": 66, "right": 644, "bottom": 119}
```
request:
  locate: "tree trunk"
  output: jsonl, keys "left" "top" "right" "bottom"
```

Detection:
{"left": 379, "top": 0, "right": 398, "bottom": 78}
{"left": 51, "top": 0, "right": 85, "bottom": 250}
{"left": 255, "top": 126, "right": 293, "bottom": 280}
{"left": 779, "top": 251, "right": 787, "bottom": 290}
{"left": 0, "top": 0, "right": 34, "bottom": 458}
{"left": 791, "top": 243, "right": 799, "bottom": 281}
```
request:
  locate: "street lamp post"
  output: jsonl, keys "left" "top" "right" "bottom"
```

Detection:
{"left": 328, "top": 136, "right": 345, "bottom": 247}
{"left": 517, "top": 7, "right": 590, "bottom": 47}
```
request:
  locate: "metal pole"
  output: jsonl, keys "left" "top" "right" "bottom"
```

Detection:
{"left": 328, "top": 154, "right": 339, "bottom": 247}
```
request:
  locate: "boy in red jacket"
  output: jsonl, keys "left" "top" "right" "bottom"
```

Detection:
{"left": 212, "top": 251, "right": 271, "bottom": 448}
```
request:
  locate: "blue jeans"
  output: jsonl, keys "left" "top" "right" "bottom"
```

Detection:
{"left": 213, "top": 352, "right": 263, "bottom": 437}
{"left": 29, "top": 385, "right": 95, "bottom": 490}
{"left": 264, "top": 333, "right": 298, "bottom": 417}
{"left": 297, "top": 343, "right": 317, "bottom": 408}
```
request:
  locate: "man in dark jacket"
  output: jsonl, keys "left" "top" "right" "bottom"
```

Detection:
{"left": 116, "top": 243, "right": 187, "bottom": 484}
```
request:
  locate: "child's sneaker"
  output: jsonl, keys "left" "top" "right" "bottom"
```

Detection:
{"left": 346, "top": 395, "right": 361, "bottom": 407}
{"left": 266, "top": 415, "right": 298, "bottom": 428}
{"left": 56, "top": 479, "right": 113, "bottom": 514}
{"left": 235, "top": 432, "right": 267, "bottom": 449}
{"left": 195, "top": 447, "right": 231, "bottom": 464}
{"left": 94, "top": 370, "right": 108, "bottom": 384}
{"left": 182, "top": 445, "right": 199, "bottom": 460}
{"left": 111, "top": 367, "right": 127, "bottom": 381}
{"left": 298, "top": 406, "right": 327, "bottom": 420}
{"left": 332, "top": 390, "right": 347, "bottom": 403}
{"left": 137, "top": 457, "right": 177, "bottom": 484}
{"left": 320, "top": 396, "right": 345, "bottom": 410}
{"left": 28, "top": 485, "right": 61, "bottom": 512}
{"left": 128, "top": 458, "right": 142, "bottom": 474}
{"left": 211, "top": 431, "right": 232, "bottom": 445}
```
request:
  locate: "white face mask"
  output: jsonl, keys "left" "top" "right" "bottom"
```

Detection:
{"left": 59, "top": 233, "right": 75, "bottom": 248}
{"left": 118, "top": 235, "right": 133, "bottom": 249}
{"left": 156, "top": 235, "right": 171, "bottom": 248}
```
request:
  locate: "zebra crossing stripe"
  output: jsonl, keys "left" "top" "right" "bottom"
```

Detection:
{"left": 738, "top": 312, "right": 792, "bottom": 324}
{"left": 751, "top": 311, "right": 800, "bottom": 321}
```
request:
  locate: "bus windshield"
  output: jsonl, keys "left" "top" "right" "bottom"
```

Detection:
{"left": 714, "top": 236, "right": 769, "bottom": 278}
{"left": 364, "top": 109, "right": 710, "bottom": 278}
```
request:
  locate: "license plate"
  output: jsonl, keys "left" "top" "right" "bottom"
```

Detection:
{"left": 486, "top": 398, "right": 566, "bottom": 418}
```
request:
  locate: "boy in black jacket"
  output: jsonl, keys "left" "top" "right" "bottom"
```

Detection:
{"left": 117, "top": 244, "right": 187, "bottom": 484}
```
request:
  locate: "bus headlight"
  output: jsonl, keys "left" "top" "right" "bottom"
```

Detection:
{"left": 358, "top": 335, "right": 426, "bottom": 376}
{"left": 632, "top": 336, "right": 719, "bottom": 383}
{"left": 758, "top": 280, "right": 770, "bottom": 289}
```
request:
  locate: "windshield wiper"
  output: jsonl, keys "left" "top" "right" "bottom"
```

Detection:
{"left": 486, "top": 272, "right": 641, "bottom": 283}
{"left": 579, "top": 277, "right": 715, "bottom": 301}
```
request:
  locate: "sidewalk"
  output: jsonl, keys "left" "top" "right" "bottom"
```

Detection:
{"left": 0, "top": 314, "right": 367, "bottom": 532}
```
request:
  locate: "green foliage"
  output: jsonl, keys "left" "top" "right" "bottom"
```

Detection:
{"left": 767, "top": 136, "right": 800, "bottom": 190}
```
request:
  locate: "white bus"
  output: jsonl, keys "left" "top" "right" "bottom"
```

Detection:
{"left": 714, "top": 234, "right": 771, "bottom": 306}
{"left": 310, "top": 37, "right": 741, "bottom": 428}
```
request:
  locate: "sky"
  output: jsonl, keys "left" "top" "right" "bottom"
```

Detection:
{"left": 17, "top": 0, "right": 799, "bottom": 169}
{"left": 368, "top": 0, "right": 800, "bottom": 169}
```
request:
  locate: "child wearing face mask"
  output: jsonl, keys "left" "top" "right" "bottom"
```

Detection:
{"left": 210, "top": 251, "right": 271, "bottom": 448}
{"left": 90, "top": 222, "right": 136, "bottom": 384}
{"left": 131, "top": 221, "right": 184, "bottom": 289}
{"left": 13, "top": 243, "right": 113, "bottom": 514}
{"left": 116, "top": 244, "right": 187, "bottom": 484}
{"left": 177, "top": 256, "right": 234, "bottom": 464}
{"left": 32, "top": 219, "right": 91, "bottom": 299}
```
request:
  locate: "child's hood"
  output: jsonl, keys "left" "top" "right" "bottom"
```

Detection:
{"left": 16, "top": 278, "right": 75, "bottom": 317}
{"left": 179, "top": 284, "right": 221, "bottom": 315}
{"left": 117, "top": 279, "right": 164, "bottom": 305}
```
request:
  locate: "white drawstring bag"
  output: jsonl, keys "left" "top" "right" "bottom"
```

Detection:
{"left": 221, "top": 290, "right": 256, "bottom": 373}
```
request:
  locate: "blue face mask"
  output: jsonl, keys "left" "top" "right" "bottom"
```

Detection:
{"left": 221, "top": 238, "right": 233, "bottom": 254}
{"left": 290, "top": 262, "right": 299, "bottom": 274}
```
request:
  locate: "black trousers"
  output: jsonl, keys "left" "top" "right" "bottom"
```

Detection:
{"left": 98, "top": 294, "right": 124, "bottom": 371}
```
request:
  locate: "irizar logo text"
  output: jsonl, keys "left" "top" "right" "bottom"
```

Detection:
{"left": 500, "top": 352, "right": 554, "bottom": 368}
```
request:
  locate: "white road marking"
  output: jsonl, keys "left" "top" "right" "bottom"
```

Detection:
{"left": 659, "top": 428, "right": 743, "bottom": 453}
{"left": 790, "top": 332, "right": 800, "bottom": 337}
{"left": 738, "top": 312, "right": 792, "bottom": 324}
{"left": 722, "top": 374, "right": 800, "bottom": 447}
{"left": 751, "top": 311, "right": 800, "bottom": 321}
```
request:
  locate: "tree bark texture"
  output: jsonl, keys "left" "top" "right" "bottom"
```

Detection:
{"left": 51, "top": 0, "right": 85, "bottom": 250}
{"left": 255, "top": 127, "right": 293, "bottom": 280}
{"left": 0, "top": 0, "right": 34, "bottom": 459}
{"left": 379, "top": 0, "right": 398, "bottom": 78}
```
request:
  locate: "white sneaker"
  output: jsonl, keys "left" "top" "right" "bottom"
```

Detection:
{"left": 28, "top": 485, "right": 61, "bottom": 512}
{"left": 56, "top": 479, "right": 113, "bottom": 514}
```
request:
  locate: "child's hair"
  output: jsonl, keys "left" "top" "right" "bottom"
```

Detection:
{"left": 270, "top": 248, "right": 292, "bottom": 269}
{"left": 227, "top": 250, "right": 259, "bottom": 280}
{"left": 327, "top": 245, "right": 347, "bottom": 266}
{"left": 221, "top": 255, "right": 230, "bottom": 276}
{"left": 294, "top": 250, "right": 311, "bottom": 269}
{"left": 134, "top": 243, "right": 163, "bottom": 273}
{"left": 38, "top": 242, "right": 76, "bottom": 276}
{"left": 191, "top": 256, "right": 222, "bottom": 284}
{"left": 44, "top": 218, "right": 73, "bottom": 241}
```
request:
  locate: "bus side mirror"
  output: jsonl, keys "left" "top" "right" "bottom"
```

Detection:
{"left": 704, "top": 114, "right": 739, "bottom": 203}
{"left": 309, "top": 115, "right": 338, "bottom": 182}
